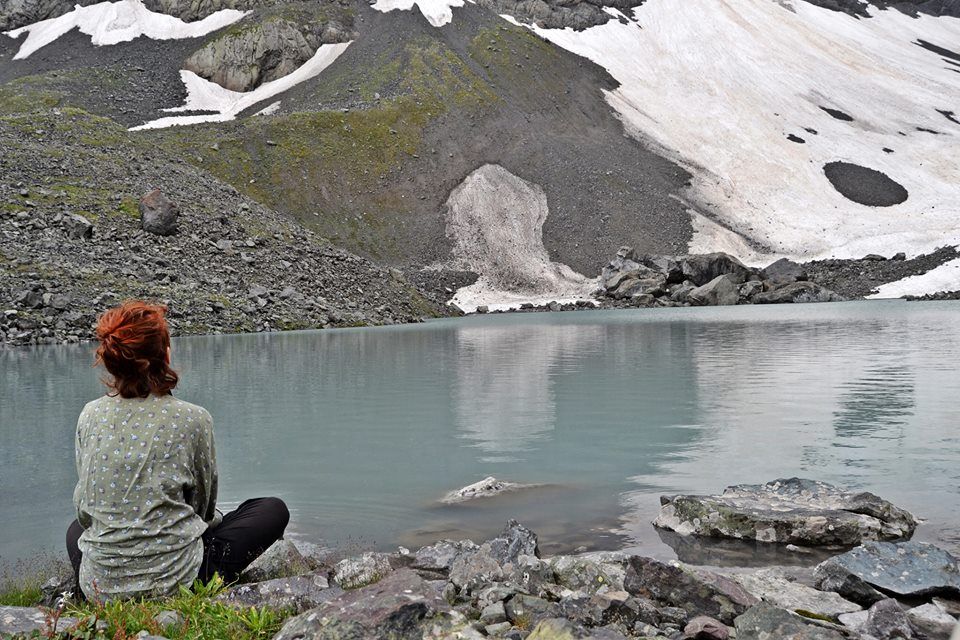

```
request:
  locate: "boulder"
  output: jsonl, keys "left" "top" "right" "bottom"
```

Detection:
{"left": 654, "top": 478, "right": 917, "bottom": 546}
{"left": 62, "top": 213, "right": 93, "bottom": 240}
{"left": 753, "top": 281, "right": 844, "bottom": 304}
{"left": 679, "top": 253, "right": 752, "bottom": 286}
{"left": 139, "top": 189, "right": 179, "bottom": 236}
{"left": 760, "top": 258, "right": 807, "bottom": 284}
{"left": 730, "top": 568, "right": 861, "bottom": 620}
{"left": 815, "top": 541, "right": 960, "bottom": 602}
{"left": 734, "top": 604, "right": 846, "bottom": 639}
{"left": 906, "top": 602, "right": 957, "bottom": 639}
{"left": 526, "top": 617, "right": 628, "bottom": 640}
{"left": 687, "top": 275, "right": 739, "bottom": 306}
{"left": 332, "top": 551, "right": 393, "bottom": 589}
{"left": 623, "top": 556, "right": 758, "bottom": 624}
{"left": 507, "top": 554, "right": 555, "bottom": 596}
{"left": 218, "top": 574, "right": 341, "bottom": 613}
{"left": 486, "top": 520, "right": 539, "bottom": 565}
{"left": 863, "top": 598, "right": 914, "bottom": 640}
{"left": 240, "top": 539, "right": 310, "bottom": 582}
{"left": 449, "top": 547, "right": 504, "bottom": 593}
{"left": 683, "top": 615, "right": 730, "bottom": 640}
{"left": 0, "top": 606, "right": 78, "bottom": 637}
{"left": 504, "top": 594, "right": 562, "bottom": 627}
{"left": 737, "top": 280, "right": 763, "bottom": 300}
{"left": 272, "top": 569, "right": 450, "bottom": 640}
{"left": 611, "top": 275, "right": 667, "bottom": 299}
{"left": 637, "top": 254, "right": 684, "bottom": 284}
{"left": 412, "top": 539, "right": 480, "bottom": 575}
{"left": 550, "top": 555, "right": 619, "bottom": 594}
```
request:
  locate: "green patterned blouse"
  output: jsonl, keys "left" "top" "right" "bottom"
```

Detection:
{"left": 73, "top": 394, "right": 218, "bottom": 601}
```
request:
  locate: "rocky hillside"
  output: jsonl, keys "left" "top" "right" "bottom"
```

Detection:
{"left": 0, "top": 107, "right": 447, "bottom": 346}
{"left": 0, "top": 0, "right": 958, "bottom": 324}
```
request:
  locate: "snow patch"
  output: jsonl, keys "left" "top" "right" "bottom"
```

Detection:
{"left": 129, "top": 42, "right": 351, "bottom": 130}
{"left": 4, "top": 0, "right": 246, "bottom": 60}
{"left": 255, "top": 101, "right": 281, "bottom": 116}
{"left": 371, "top": 0, "right": 466, "bottom": 27}
{"left": 444, "top": 164, "right": 597, "bottom": 312}
{"left": 504, "top": 1, "right": 960, "bottom": 262}
{"left": 867, "top": 258, "right": 960, "bottom": 299}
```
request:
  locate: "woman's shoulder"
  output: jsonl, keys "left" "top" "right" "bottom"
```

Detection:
{"left": 161, "top": 395, "right": 213, "bottom": 425}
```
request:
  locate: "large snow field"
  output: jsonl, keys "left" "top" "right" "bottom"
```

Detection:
{"left": 3, "top": 0, "right": 246, "bottom": 59}
{"left": 504, "top": 0, "right": 960, "bottom": 263}
{"left": 371, "top": 0, "right": 468, "bottom": 27}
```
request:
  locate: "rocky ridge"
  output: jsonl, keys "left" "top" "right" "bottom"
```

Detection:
{"left": 0, "top": 108, "right": 448, "bottom": 347}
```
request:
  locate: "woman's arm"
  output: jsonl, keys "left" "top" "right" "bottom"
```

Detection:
{"left": 190, "top": 410, "right": 220, "bottom": 527}
{"left": 73, "top": 411, "right": 92, "bottom": 529}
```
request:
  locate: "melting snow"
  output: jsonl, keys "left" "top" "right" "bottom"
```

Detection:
{"left": 443, "top": 164, "right": 597, "bottom": 312}
{"left": 867, "top": 258, "right": 960, "bottom": 298}
{"left": 129, "top": 42, "right": 352, "bottom": 130}
{"left": 371, "top": 0, "right": 467, "bottom": 27}
{"left": 4, "top": 0, "right": 247, "bottom": 60}
{"left": 503, "top": 1, "right": 960, "bottom": 261}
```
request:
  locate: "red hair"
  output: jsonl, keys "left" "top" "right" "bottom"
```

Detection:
{"left": 95, "top": 301, "right": 179, "bottom": 398}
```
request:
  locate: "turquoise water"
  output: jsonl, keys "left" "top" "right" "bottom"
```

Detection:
{"left": 2, "top": 301, "right": 960, "bottom": 566}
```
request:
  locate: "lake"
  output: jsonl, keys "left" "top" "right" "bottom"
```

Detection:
{"left": 2, "top": 301, "right": 960, "bottom": 567}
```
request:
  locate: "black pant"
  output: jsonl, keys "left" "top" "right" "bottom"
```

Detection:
{"left": 67, "top": 497, "right": 290, "bottom": 592}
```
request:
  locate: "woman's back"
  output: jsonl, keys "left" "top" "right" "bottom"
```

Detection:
{"left": 74, "top": 393, "right": 217, "bottom": 600}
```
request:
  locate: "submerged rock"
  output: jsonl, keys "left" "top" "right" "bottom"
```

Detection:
{"left": 441, "top": 476, "right": 532, "bottom": 503}
{"left": 654, "top": 478, "right": 916, "bottom": 546}
{"left": 815, "top": 541, "right": 960, "bottom": 602}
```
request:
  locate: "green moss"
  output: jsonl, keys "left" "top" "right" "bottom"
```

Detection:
{"left": 795, "top": 609, "right": 836, "bottom": 622}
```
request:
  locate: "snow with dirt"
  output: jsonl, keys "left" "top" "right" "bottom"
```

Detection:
{"left": 3, "top": 0, "right": 246, "bottom": 59}
{"left": 129, "top": 42, "right": 352, "bottom": 130}
{"left": 371, "top": 0, "right": 467, "bottom": 27}
{"left": 502, "top": 0, "right": 960, "bottom": 262}
{"left": 443, "top": 164, "right": 597, "bottom": 312}
{"left": 867, "top": 258, "right": 960, "bottom": 299}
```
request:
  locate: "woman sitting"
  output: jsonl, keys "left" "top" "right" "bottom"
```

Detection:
{"left": 66, "top": 301, "right": 289, "bottom": 601}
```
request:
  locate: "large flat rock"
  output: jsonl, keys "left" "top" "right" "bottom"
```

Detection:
{"left": 654, "top": 478, "right": 916, "bottom": 546}
{"left": 1, "top": 606, "right": 77, "bottom": 637}
{"left": 815, "top": 541, "right": 960, "bottom": 602}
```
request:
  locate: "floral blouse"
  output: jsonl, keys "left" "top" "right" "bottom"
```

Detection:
{"left": 73, "top": 394, "right": 218, "bottom": 601}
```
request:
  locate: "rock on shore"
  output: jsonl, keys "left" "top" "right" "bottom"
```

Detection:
{"left": 653, "top": 478, "right": 917, "bottom": 546}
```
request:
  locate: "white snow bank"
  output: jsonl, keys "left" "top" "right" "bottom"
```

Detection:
{"left": 371, "top": 0, "right": 466, "bottom": 27}
{"left": 867, "top": 258, "right": 960, "bottom": 299}
{"left": 4, "top": 0, "right": 246, "bottom": 60}
{"left": 443, "top": 164, "right": 597, "bottom": 312}
{"left": 129, "top": 41, "right": 351, "bottom": 130}
{"left": 504, "top": 1, "right": 960, "bottom": 261}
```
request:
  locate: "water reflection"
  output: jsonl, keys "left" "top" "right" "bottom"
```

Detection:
{"left": 453, "top": 323, "right": 605, "bottom": 461}
{"left": 833, "top": 364, "right": 914, "bottom": 438}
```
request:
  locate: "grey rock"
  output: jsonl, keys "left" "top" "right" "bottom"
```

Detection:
{"left": 241, "top": 539, "right": 310, "bottom": 582}
{"left": 332, "top": 551, "right": 393, "bottom": 589}
{"left": 485, "top": 519, "right": 539, "bottom": 565}
{"left": 504, "top": 594, "right": 561, "bottom": 627}
{"left": 637, "top": 254, "right": 684, "bottom": 284}
{"left": 730, "top": 568, "right": 861, "bottom": 620}
{"left": 623, "top": 556, "right": 758, "bottom": 624}
{"left": 761, "top": 258, "right": 807, "bottom": 284}
{"left": 864, "top": 598, "right": 913, "bottom": 639}
{"left": 442, "top": 477, "right": 534, "bottom": 503}
{"left": 219, "top": 574, "right": 341, "bottom": 613}
{"left": 815, "top": 541, "right": 960, "bottom": 602}
{"left": 654, "top": 478, "right": 917, "bottom": 546}
{"left": 550, "top": 555, "right": 618, "bottom": 594}
{"left": 526, "top": 617, "right": 628, "bottom": 639}
{"left": 62, "top": 213, "right": 93, "bottom": 240}
{"left": 558, "top": 592, "right": 618, "bottom": 627}
{"left": 905, "top": 602, "right": 956, "bottom": 639}
{"left": 153, "top": 610, "right": 182, "bottom": 627}
{"left": 412, "top": 539, "right": 480, "bottom": 575}
{"left": 0, "top": 606, "right": 78, "bottom": 636}
{"left": 680, "top": 253, "right": 752, "bottom": 286}
{"left": 272, "top": 569, "right": 450, "bottom": 640}
{"left": 688, "top": 275, "right": 739, "bottom": 306}
{"left": 139, "top": 189, "right": 179, "bottom": 236}
{"left": 613, "top": 275, "right": 667, "bottom": 299}
{"left": 507, "top": 554, "right": 555, "bottom": 596}
{"left": 449, "top": 547, "right": 504, "bottom": 593}
{"left": 683, "top": 615, "right": 730, "bottom": 640}
{"left": 480, "top": 601, "right": 507, "bottom": 625}
{"left": 753, "top": 281, "right": 844, "bottom": 304}
{"left": 737, "top": 280, "right": 764, "bottom": 300}
{"left": 734, "top": 603, "right": 846, "bottom": 639}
